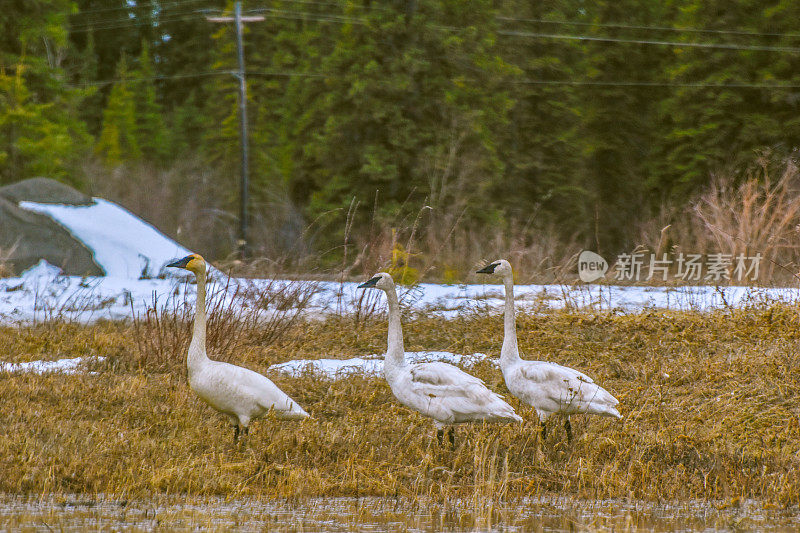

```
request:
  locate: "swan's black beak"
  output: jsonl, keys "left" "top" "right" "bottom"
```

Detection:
{"left": 167, "top": 255, "right": 193, "bottom": 268}
{"left": 358, "top": 276, "right": 380, "bottom": 289}
{"left": 476, "top": 263, "right": 499, "bottom": 274}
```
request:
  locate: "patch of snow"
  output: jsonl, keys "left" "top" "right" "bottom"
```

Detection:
{"left": 1, "top": 270, "right": 800, "bottom": 325}
{"left": 0, "top": 356, "right": 104, "bottom": 375}
{"left": 19, "top": 199, "right": 192, "bottom": 279}
{"left": 21, "top": 259, "right": 63, "bottom": 280}
{"left": 269, "top": 351, "right": 491, "bottom": 378}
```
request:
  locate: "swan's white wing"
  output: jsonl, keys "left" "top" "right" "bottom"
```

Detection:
{"left": 406, "top": 361, "right": 521, "bottom": 424}
{"left": 519, "top": 361, "right": 594, "bottom": 387}
{"left": 513, "top": 361, "right": 620, "bottom": 418}
{"left": 191, "top": 360, "right": 309, "bottom": 422}
{"left": 410, "top": 361, "right": 484, "bottom": 388}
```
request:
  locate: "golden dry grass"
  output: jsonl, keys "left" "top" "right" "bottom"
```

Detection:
{"left": 1, "top": 306, "right": 799, "bottom": 508}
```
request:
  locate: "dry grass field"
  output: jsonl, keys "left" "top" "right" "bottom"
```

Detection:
{"left": 1, "top": 304, "right": 799, "bottom": 514}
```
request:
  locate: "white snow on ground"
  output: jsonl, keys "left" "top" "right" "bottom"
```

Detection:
{"left": 2, "top": 264, "right": 800, "bottom": 324}
{"left": 19, "top": 199, "right": 192, "bottom": 278}
{"left": 269, "top": 351, "right": 491, "bottom": 378}
{"left": 0, "top": 356, "right": 104, "bottom": 375}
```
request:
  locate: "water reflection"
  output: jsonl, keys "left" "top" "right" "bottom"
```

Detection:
{"left": 0, "top": 495, "right": 798, "bottom": 531}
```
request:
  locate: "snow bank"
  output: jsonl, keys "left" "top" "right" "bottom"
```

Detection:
{"left": 2, "top": 258, "right": 800, "bottom": 325}
{"left": 0, "top": 356, "right": 104, "bottom": 375}
{"left": 19, "top": 199, "right": 192, "bottom": 279}
{"left": 2, "top": 268, "right": 800, "bottom": 325}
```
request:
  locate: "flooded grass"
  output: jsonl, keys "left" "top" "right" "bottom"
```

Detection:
{"left": 1, "top": 305, "right": 800, "bottom": 529}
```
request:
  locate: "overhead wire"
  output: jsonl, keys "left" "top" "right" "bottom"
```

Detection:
{"left": 69, "top": 4, "right": 800, "bottom": 53}
{"left": 69, "top": 0, "right": 214, "bottom": 17}
{"left": 68, "top": 11, "right": 207, "bottom": 33}
{"left": 496, "top": 15, "right": 800, "bottom": 40}
{"left": 62, "top": 4, "right": 800, "bottom": 90}
{"left": 495, "top": 29, "right": 800, "bottom": 53}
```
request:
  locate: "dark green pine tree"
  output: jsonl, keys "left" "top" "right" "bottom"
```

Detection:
{"left": 73, "top": 30, "right": 104, "bottom": 136}
{"left": 170, "top": 89, "right": 207, "bottom": 156}
{"left": 201, "top": 5, "right": 242, "bottom": 208}
{"left": 571, "top": 0, "right": 674, "bottom": 253}
{"left": 494, "top": 0, "right": 587, "bottom": 244}
{"left": 654, "top": 0, "right": 800, "bottom": 199}
{"left": 0, "top": 0, "right": 91, "bottom": 186}
{"left": 131, "top": 40, "right": 169, "bottom": 162}
{"left": 299, "top": 0, "right": 515, "bottom": 246}
{"left": 96, "top": 54, "right": 141, "bottom": 164}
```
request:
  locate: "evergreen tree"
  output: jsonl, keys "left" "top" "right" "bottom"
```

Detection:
{"left": 0, "top": 0, "right": 90, "bottom": 186}
{"left": 132, "top": 40, "right": 169, "bottom": 162}
{"left": 655, "top": 0, "right": 800, "bottom": 198}
{"left": 494, "top": 0, "right": 587, "bottom": 242}
{"left": 0, "top": 67, "right": 90, "bottom": 185}
{"left": 171, "top": 90, "right": 207, "bottom": 156}
{"left": 96, "top": 55, "right": 141, "bottom": 163}
{"left": 299, "top": 0, "right": 515, "bottom": 243}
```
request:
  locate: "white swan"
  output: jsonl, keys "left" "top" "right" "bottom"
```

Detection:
{"left": 477, "top": 259, "right": 621, "bottom": 442}
{"left": 358, "top": 272, "right": 521, "bottom": 445}
{"left": 167, "top": 254, "right": 308, "bottom": 443}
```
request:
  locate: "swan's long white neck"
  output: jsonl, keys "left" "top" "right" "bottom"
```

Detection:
{"left": 383, "top": 284, "right": 406, "bottom": 376}
{"left": 501, "top": 273, "right": 522, "bottom": 368}
{"left": 188, "top": 266, "right": 211, "bottom": 372}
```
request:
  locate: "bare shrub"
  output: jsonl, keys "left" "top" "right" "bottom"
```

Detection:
{"left": 636, "top": 157, "right": 800, "bottom": 285}
{"left": 129, "top": 276, "right": 318, "bottom": 372}
{"left": 692, "top": 157, "right": 800, "bottom": 282}
{"left": 26, "top": 277, "right": 118, "bottom": 327}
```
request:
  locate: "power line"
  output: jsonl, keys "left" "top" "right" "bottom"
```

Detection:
{"left": 497, "top": 15, "right": 800, "bottom": 40}
{"left": 244, "top": 7, "right": 800, "bottom": 53}
{"left": 515, "top": 79, "right": 800, "bottom": 88}
{"left": 496, "top": 28, "right": 800, "bottom": 53}
{"left": 69, "top": 4, "right": 800, "bottom": 54}
{"left": 64, "top": 70, "right": 230, "bottom": 88}
{"left": 263, "top": 0, "right": 391, "bottom": 12}
{"left": 69, "top": 11, "right": 206, "bottom": 33}
{"left": 247, "top": 7, "right": 365, "bottom": 25}
{"left": 69, "top": 0, "right": 213, "bottom": 17}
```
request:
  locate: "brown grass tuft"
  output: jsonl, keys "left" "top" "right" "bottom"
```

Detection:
{"left": 129, "top": 276, "right": 318, "bottom": 372}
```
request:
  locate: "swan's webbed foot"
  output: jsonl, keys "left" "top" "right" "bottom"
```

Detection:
{"left": 564, "top": 418, "right": 573, "bottom": 444}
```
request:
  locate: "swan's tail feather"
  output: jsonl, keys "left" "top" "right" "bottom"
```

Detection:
{"left": 267, "top": 397, "right": 310, "bottom": 420}
{"left": 491, "top": 398, "right": 523, "bottom": 423}
{"left": 583, "top": 384, "right": 621, "bottom": 418}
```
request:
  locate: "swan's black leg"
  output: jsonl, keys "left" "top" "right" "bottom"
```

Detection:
{"left": 437, "top": 428, "right": 444, "bottom": 446}
{"left": 540, "top": 421, "right": 548, "bottom": 441}
{"left": 244, "top": 426, "right": 249, "bottom": 436}
{"left": 448, "top": 427, "right": 455, "bottom": 449}
{"left": 565, "top": 418, "right": 573, "bottom": 444}
{"left": 233, "top": 425, "right": 240, "bottom": 444}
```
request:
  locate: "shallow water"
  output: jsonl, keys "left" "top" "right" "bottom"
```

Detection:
{"left": 1, "top": 495, "right": 798, "bottom": 532}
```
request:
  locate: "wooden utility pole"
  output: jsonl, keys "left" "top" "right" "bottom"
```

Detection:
{"left": 207, "top": 2, "right": 264, "bottom": 259}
